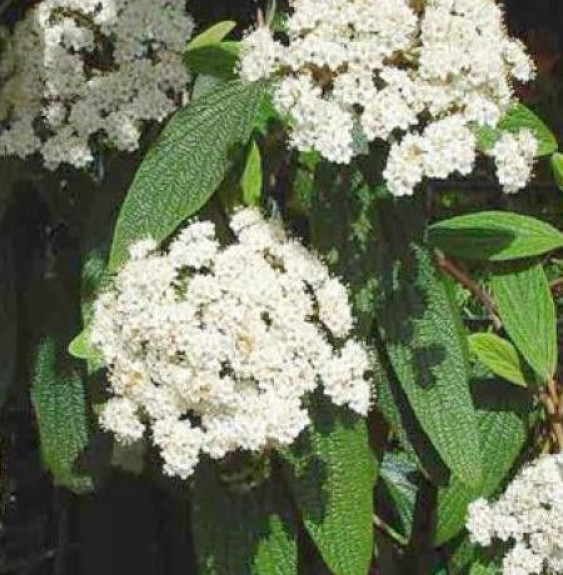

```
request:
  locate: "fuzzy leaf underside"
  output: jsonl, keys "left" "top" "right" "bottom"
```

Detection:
{"left": 31, "top": 339, "right": 93, "bottom": 493}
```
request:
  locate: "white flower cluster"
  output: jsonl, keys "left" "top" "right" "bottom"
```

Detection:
{"left": 467, "top": 454, "right": 563, "bottom": 575}
{"left": 90, "top": 209, "right": 372, "bottom": 480}
{"left": 239, "top": 0, "right": 538, "bottom": 197}
{"left": 0, "top": 0, "right": 194, "bottom": 170}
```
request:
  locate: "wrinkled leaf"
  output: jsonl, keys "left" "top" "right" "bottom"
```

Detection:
{"left": 429, "top": 211, "right": 563, "bottom": 262}
{"left": 468, "top": 333, "right": 529, "bottom": 387}
{"left": 282, "top": 398, "right": 377, "bottom": 575}
{"left": 435, "top": 381, "right": 530, "bottom": 544}
{"left": 31, "top": 339, "right": 93, "bottom": 493}
{"left": 109, "top": 80, "right": 265, "bottom": 270}
{"left": 373, "top": 199, "right": 482, "bottom": 488}
{"left": 492, "top": 260, "right": 557, "bottom": 380}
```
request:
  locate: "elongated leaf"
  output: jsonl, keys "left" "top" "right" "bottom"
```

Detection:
{"left": 468, "top": 333, "right": 528, "bottom": 387}
{"left": 109, "top": 80, "right": 265, "bottom": 270}
{"left": 0, "top": 234, "right": 17, "bottom": 408}
{"left": 498, "top": 103, "right": 557, "bottom": 156}
{"left": 187, "top": 21, "right": 236, "bottom": 51}
{"left": 491, "top": 261, "right": 557, "bottom": 380}
{"left": 375, "top": 352, "right": 449, "bottom": 485}
{"left": 31, "top": 338, "right": 93, "bottom": 493}
{"left": 241, "top": 139, "right": 263, "bottom": 206}
{"left": 552, "top": 152, "right": 563, "bottom": 191}
{"left": 434, "top": 381, "right": 530, "bottom": 544}
{"left": 192, "top": 462, "right": 297, "bottom": 575}
{"left": 429, "top": 211, "right": 563, "bottom": 262}
{"left": 282, "top": 398, "right": 377, "bottom": 575}
{"left": 373, "top": 199, "right": 482, "bottom": 488}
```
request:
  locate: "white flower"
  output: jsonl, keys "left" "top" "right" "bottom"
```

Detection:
{"left": 383, "top": 135, "right": 425, "bottom": 197}
{"left": 490, "top": 129, "right": 538, "bottom": 194}
{"left": 467, "top": 454, "right": 563, "bottom": 575}
{"left": 0, "top": 0, "right": 195, "bottom": 169}
{"left": 91, "top": 209, "right": 372, "bottom": 480}
{"left": 99, "top": 397, "right": 145, "bottom": 445}
{"left": 239, "top": 0, "right": 537, "bottom": 197}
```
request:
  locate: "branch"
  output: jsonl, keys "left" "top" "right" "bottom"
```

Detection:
{"left": 436, "top": 253, "right": 502, "bottom": 331}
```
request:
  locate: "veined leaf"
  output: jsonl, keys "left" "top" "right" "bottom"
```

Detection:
{"left": 109, "top": 80, "right": 265, "bottom": 270}
{"left": 241, "top": 139, "right": 263, "bottom": 207}
{"left": 429, "top": 211, "right": 563, "bottom": 262}
{"left": 468, "top": 333, "right": 528, "bottom": 387}
{"left": 192, "top": 462, "right": 297, "bottom": 575}
{"left": 552, "top": 152, "right": 563, "bottom": 191}
{"left": 31, "top": 339, "right": 93, "bottom": 493}
{"left": 187, "top": 21, "right": 237, "bottom": 51}
{"left": 498, "top": 103, "right": 557, "bottom": 157}
{"left": 434, "top": 381, "right": 530, "bottom": 544}
{"left": 282, "top": 398, "right": 377, "bottom": 575}
{"left": 373, "top": 199, "right": 482, "bottom": 488}
{"left": 491, "top": 260, "right": 557, "bottom": 380}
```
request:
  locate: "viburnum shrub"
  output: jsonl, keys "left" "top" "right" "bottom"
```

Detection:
{"left": 0, "top": 0, "right": 563, "bottom": 574}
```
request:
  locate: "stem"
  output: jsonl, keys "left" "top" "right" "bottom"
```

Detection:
{"left": 436, "top": 253, "right": 502, "bottom": 330}
{"left": 541, "top": 378, "right": 563, "bottom": 453}
{"left": 373, "top": 514, "right": 409, "bottom": 547}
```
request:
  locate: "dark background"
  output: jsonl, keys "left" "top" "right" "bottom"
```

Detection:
{"left": 0, "top": 1, "right": 561, "bottom": 574}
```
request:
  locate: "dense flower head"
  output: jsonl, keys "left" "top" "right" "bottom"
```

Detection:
{"left": 467, "top": 454, "right": 563, "bottom": 575}
{"left": 0, "top": 0, "right": 194, "bottom": 170}
{"left": 90, "top": 209, "right": 372, "bottom": 480}
{"left": 239, "top": 0, "right": 538, "bottom": 197}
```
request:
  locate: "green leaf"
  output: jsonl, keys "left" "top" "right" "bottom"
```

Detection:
{"left": 31, "top": 338, "right": 93, "bottom": 493}
{"left": 0, "top": 234, "right": 17, "bottom": 408}
{"left": 472, "top": 124, "right": 501, "bottom": 153}
{"left": 498, "top": 103, "right": 557, "bottom": 156}
{"left": 68, "top": 328, "right": 101, "bottom": 364}
{"left": 374, "top": 351, "right": 450, "bottom": 484}
{"left": 241, "top": 140, "right": 263, "bottom": 206}
{"left": 434, "top": 380, "right": 530, "bottom": 544}
{"left": 282, "top": 398, "right": 376, "bottom": 575}
{"left": 185, "top": 21, "right": 239, "bottom": 78}
{"left": 109, "top": 80, "right": 265, "bottom": 270}
{"left": 468, "top": 333, "right": 528, "bottom": 387}
{"left": 552, "top": 152, "right": 563, "bottom": 191}
{"left": 378, "top": 453, "right": 420, "bottom": 542}
{"left": 373, "top": 199, "right": 482, "bottom": 488}
{"left": 491, "top": 260, "right": 557, "bottom": 380}
{"left": 184, "top": 42, "right": 240, "bottom": 78}
{"left": 192, "top": 462, "right": 297, "bottom": 575}
{"left": 187, "top": 21, "right": 237, "bottom": 51}
{"left": 429, "top": 211, "right": 563, "bottom": 262}
{"left": 469, "top": 564, "right": 498, "bottom": 575}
